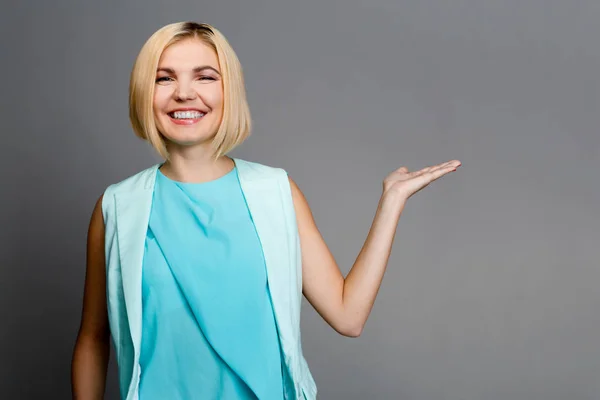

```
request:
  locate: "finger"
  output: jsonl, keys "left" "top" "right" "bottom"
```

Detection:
{"left": 435, "top": 160, "right": 459, "bottom": 169}
{"left": 408, "top": 169, "right": 428, "bottom": 178}
{"left": 414, "top": 160, "right": 460, "bottom": 177}
{"left": 427, "top": 165, "right": 457, "bottom": 181}
{"left": 431, "top": 160, "right": 461, "bottom": 173}
{"left": 443, "top": 159, "right": 461, "bottom": 168}
{"left": 413, "top": 165, "right": 435, "bottom": 175}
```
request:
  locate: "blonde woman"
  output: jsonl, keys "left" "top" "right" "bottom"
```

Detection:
{"left": 71, "top": 21, "right": 461, "bottom": 400}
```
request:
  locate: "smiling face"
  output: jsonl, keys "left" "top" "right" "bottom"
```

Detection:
{"left": 153, "top": 38, "right": 224, "bottom": 148}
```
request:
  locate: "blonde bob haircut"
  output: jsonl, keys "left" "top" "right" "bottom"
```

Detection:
{"left": 129, "top": 22, "right": 251, "bottom": 160}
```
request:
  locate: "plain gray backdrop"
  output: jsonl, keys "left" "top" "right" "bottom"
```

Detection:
{"left": 2, "top": 0, "right": 599, "bottom": 399}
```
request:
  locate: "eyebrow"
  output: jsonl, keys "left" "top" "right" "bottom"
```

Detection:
{"left": 156, "top": 66, "right": 221, "bottom": 75}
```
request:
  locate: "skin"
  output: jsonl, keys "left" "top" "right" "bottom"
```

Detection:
{"left": 71, "top": 194, "right": 109, "bottom": 400}
{"left": 71, "top": 37, "right": 461, "bottom": 398}
{"left": 152, "top": 38, "right": 230, "bottom": 182}
{"left": 294, "top": 161, "right": 460, "bottom": 337}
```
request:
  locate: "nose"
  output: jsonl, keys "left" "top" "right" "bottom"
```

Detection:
{"left": 174, "top": 82, "right": 197, "bottom": 101}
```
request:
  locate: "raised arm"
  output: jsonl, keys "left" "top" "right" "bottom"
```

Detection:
{"left": 291, "top": 160, "right": 461, "bottom": 337}
{"left": 71, "top": 194, "right": 110, "bottom": 399}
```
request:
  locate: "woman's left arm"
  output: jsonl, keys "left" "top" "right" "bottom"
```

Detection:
{"left": 290, "top": 159, "right": 461, "bottom": 337}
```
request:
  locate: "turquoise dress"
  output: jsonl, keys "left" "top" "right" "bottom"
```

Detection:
{"left": 138, "top": 165, "right": 284, "bottom": 400}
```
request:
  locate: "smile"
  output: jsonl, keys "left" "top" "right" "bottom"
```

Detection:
{"left": 167, "top": 110, "right": 206, "bottom": 125}
{"left": 169, "top": 111, "right": 206, "bottom": 119}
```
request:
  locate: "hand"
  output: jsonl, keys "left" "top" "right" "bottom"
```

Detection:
{"left": 383, "top": 159, "right": 461, "bottom": 201}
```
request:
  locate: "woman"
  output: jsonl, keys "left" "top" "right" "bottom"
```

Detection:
{"left": 71, "top": 21, "right": 461, "bottom": 400}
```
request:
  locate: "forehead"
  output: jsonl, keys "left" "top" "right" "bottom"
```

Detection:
{"left": 158, "top": 38, "right": 219, "bottom": 69}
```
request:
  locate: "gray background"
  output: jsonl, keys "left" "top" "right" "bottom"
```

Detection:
{"left": 2, "top": 0, "right": 599, "bottom": 399}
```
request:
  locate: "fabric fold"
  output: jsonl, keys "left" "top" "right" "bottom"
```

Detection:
{"left": 138, "top": 166, "right": 284, "bottom": 399}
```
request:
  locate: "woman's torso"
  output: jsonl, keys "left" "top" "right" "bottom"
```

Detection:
{"left": 138, "top": 165, "right": 284, "bottom": 399}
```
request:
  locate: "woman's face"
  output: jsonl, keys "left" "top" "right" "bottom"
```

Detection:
{"left": 153, "top": 38, "right": 224, "bottom": 148}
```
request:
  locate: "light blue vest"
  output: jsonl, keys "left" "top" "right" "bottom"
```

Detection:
{"left": 101, "top": 158, "right": 317, "bottom": 400}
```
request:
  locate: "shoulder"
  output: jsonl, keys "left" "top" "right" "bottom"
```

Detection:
{"left": 234, "top": 158, "right": 289, "bottom": 182}
{"left": 234, "top": 158, "right": 302, "bottom": 209}
{"left": 235, "top": 158, "right": 308, "bottom": 209}
{"left": 100, "top": 163, "right": 159, "bottom": 218}
{"left": 104, "top": 164, "right": 159, "bottom": 195}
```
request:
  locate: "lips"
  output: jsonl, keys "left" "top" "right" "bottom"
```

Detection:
{"left": 167, "top": 109, "right": 207, "bottom": 125}
{"left": 167, "top": 107, "right": 208, "bottom": 113}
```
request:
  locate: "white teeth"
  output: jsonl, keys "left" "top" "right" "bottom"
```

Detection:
{"left": 172, "top": 111, "right": 205, "bottom": 119}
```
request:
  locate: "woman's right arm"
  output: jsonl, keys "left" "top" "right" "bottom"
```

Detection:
{"left": 71, "top": 194, "right": 110, "bottom": 400}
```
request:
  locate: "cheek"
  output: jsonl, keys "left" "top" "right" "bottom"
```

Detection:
{"left": 153, "top": 88, "right": 171, "bottom": 113}
{"left": 202, "top": 86, "right": 224, "bottom": 112}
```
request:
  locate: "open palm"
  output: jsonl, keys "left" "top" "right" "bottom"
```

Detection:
{"left": 383, "top": 159, "right": 461, "bottom": 200}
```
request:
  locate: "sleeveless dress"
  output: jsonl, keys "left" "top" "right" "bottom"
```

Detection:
{"left": 138, "top": 165, "right": 285, "bottom": 400}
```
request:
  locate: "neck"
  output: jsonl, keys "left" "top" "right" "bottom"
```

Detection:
{"left": 159, "top": 148, "right": 234, "bottom": 184}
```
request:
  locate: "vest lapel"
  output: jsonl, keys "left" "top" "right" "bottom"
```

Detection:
{"left": 235, "top": 160, "right": 300, "bottom": 399}
{"left": 114, "top": 164, "right": 159, "bottom": 360}
{"left": 235, "top": 160, "right": 296, "bottom": 355}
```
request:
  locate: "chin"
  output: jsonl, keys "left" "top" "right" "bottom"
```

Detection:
{"left": 161, "top": 131, "right": 217, "bottom": 147}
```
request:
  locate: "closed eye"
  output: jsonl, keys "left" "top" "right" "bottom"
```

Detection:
{"left": 155, "top": 76, "right": 173, "bottom": 83}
